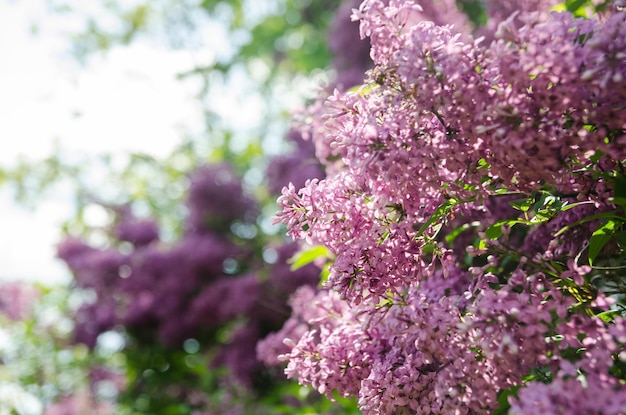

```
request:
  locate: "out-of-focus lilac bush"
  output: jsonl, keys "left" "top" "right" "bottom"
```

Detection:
{"left": 57, "top": 162, "right": 322, "bottom": 413}
{"left": 49, "top": 0, "right": 376, "bottom": 413}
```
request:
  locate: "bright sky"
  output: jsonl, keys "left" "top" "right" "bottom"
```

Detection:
{"left": 0, "top": 0, "right": 216, "bottom": 284}
{"left": 0, "top": 0, "right": 324, "bottom": 285}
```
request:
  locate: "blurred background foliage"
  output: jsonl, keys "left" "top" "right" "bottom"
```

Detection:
{"left": 0, "top": 0, "right": 342, "bottom": 240}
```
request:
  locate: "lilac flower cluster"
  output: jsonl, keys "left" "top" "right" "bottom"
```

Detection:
{"left": 272, "top": 1, "right": 626, "bottom": 413}
{"left": 187, "top": 163, "right": 258, "bottom": 232}
{"left": 0, "top": 281, "right": 39, "bottom": 321}
{"left": 511, "top": 312, "right": 626, "bottom": 415}
{"left": 58, "top": 163, "right": 319, "bottom": 390}
{"left": 278, "top": 1, "right": 626, "bottom": 299}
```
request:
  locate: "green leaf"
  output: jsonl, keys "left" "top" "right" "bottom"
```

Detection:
{"left": 614, "top": 174, "right": 626, "bottom": 199}
{"left": 485, "top": 222, "right": 504, "bottom": 240}
{"left": 615, "top": 231, "right": 626, "bottom": 250}
{"left": 319, "top": 262, "right": 331, "bottom": 287}
{"left": 533, "top": 192, "right": 564, "bottom": 214}
{"left": 613, "top": 174, "right": 626, "bottom": 209}
{"left": 596, "top": 309, "right": 621, "bottom": 323}
{"left": 476, "top": 157, "right": 490, "bottom": 170}
{"left": 554, "top": 211, "right": 624, "bottom": 237}
{"left": 551, "top": 0, "right": 591, "bottom": 17}
{"left": 350, "top": 82, "right": 378, "bottom": 96}
{"left": 445, "top": 221, "right": 480, "bottom": 244}
{"left": 509, "top": 198, "right": 533, "bottom": 212}
{"left": 415, "top": 199, "right": 457, "bottom": 236}
{"left": 588, "top": 220, "right": 618, "bottom": 265}
{"left": 612, "top": 197, "right": 626, "bottom": 210}
{"left": 289, "top": 245, "right": 331, "bottom": 271}
{"left": 485, "top": 218, "right": 526, "bottom": 239}
{"left": 493, "top": 385, "right": 521, "bottom": 415}
{"left": 561, "top": 200, "right": 595, "bottom": 212}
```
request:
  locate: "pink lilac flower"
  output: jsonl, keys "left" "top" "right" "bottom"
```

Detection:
{"left": 274, "top": 1, "right": 626, "bottom": 413}
{"left": 0, "top": 281, "right": 40, "bottom": 321}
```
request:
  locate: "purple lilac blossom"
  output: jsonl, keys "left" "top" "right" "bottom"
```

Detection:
{"left": 0, "top": 281, "right": 40, "bottom": 321}
{"left": 186, "top": 163, "right": 258, "bottom": 233}
{"left": 44, "top": 394, "right": 113, "bottom": 415}
{"left": 266, "top": 0, "right": 376, "bottom": 190}
{"left": 328, "top": 0, "right": 373, "bottom": 89}
{"left": 273, "top": 1, "right": 626, "bottom": 413}
{"left": 480, "top": 0, "right": 561, "bottom": 38}
{"left": 115, "top": 217, "right": 159, "bottom": 247}
{"left": 277, "top": 1, "right": 626, "bottom": 301}
{"left": 59, "top": 163, "right": 320, "bottom": 388}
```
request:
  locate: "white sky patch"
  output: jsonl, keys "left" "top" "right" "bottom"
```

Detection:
{"left": 0, "top": 0, "right": 217, "bottom": 283}
{"left": 0, "top": 189, "right": 71, "bottom": 284}
{"left": 0, "top": 0, "right": 323, "bottom": 284}
{"left": 0, "top": 19, "right": 208, "bottom": 164}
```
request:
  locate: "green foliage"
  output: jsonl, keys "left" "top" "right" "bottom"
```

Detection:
{"left": 0, "top": 285, "right": 123, "bottom": 412}
{"left": 117, "top": 342, "right": 220, "bottom": 414}
{"left": 492, "top": 385, "right": 521, "bottom": 415}
{"left": 257, "top": 381, "right": 360, "bottom": 415}
{"left": 552, "top": 0, "right": 613, "bottom": 17}
{"left": 457, "top": 0, "right": 488, "bottom": 27}
{"left": 589, "top": 219, "right": 620, "bottom": 265}
{"left": 289, "top": 245, "right": 333, "bottom": 271}
{"left": 0, "top": 142, "right": 80, "bottom": 209}
{"left": 3, "top": 0, "right": 343, "bottom": 241}
{"left": 66, "top": 0, "right": 340, "bottom": 76}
